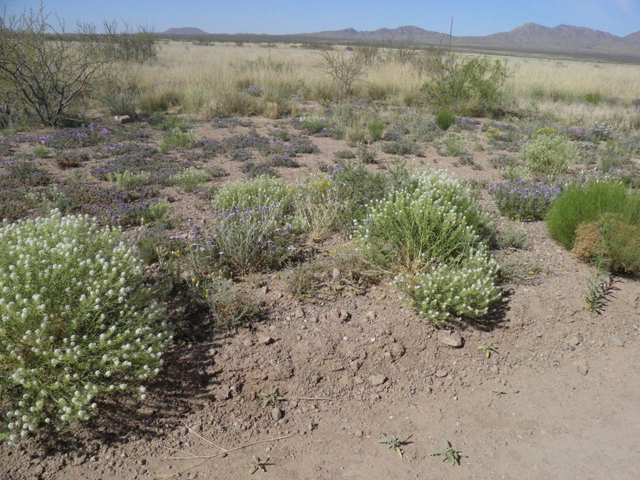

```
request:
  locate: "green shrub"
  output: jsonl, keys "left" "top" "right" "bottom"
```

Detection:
{"left": 105, "top": 170, "right": 149, "bottom": 189}
{"left": 520, "top": 135, "right": 579, "bottom": 174}
{"left": 102, "top": 91, "right": 139, "bottom": 116}
{"left": 585, "top": 93, "right": 602, "bottom": 105}
{"left": 0, "top": 211, "right": 171, "bottom": 443}
{"left": 368, "top": 118, "right": 385, "bottom": 141}
{"left": 421, "top": 55, "right": 509, "bottom": 116}
{"left": 435, "top": 110, "right": 456, "bottom": 131}
{"left": 546, "top": 181, "right": 640, "bottom": 249}
{"left": 171, "top": 168, "right": 211, "bottom": 192}
{"left": 299, "top": 115, "right": 328, "bottom": 133}
{"left": 161, "top": 127, "right": 194, "bottom": 152}
{"left": 334, "top": 150, "right": 356, "bottom": 159}
{"left": 442, "top": 135, "right": 467, "bottom": 157}
{"left": 213, "top": 175, "right": 292, "bottom": 212}
{"left": 353, "top": 170, "right": 499, "bottom": 323}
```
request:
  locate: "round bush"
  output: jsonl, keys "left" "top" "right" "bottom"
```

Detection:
{"left": 353, "top": 170, "right": 500, "bottom": 322}
{"left": 0, "top": 212, "right": 171, "bottom": 443}
{"left": 520, "top": 135, "right": 579, "bottom": 174}
{"left": 213, "top": 175, "right": 292, "bottom": 213}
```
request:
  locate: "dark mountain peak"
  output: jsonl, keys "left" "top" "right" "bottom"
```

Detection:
{"left": 163, "top": 27, "right": 208, "bottom": 35}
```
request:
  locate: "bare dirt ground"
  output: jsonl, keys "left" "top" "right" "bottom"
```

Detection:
{"left": 1, "top": 114, "right": 639, "bottom": 480}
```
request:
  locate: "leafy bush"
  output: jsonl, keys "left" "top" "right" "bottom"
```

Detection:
{"left": 0, "top": 211, "right": 171, "bottom": 442}
{"left": 299, "top": 115, "right": 328, "bottom": 133}
{"left": 0, "top": 8, "right": 111, "bottom": 126}
{"left": 546, "top": 181, "right": 640, "bottom": 249}
{"left": 421, "top": 54, "right": 509, "bottom": 116}
{"left": 102, "top": 91, "right": 139, "bottom": 116}
{"left": 435, "top": 110, "right": 456, "bottom": 131}
{"left": 368, "top": 118, "right": 385, "bottom": 141}
{"left": 585, "top": 93, "right": 602, "bottom": 105}
{"left": 382, "top": 139, "right": 418, "bottom": 156}
{"left": 162, "top": 127, "right": 193, "bottom": 152}
{"left": 105, "top": 170, "right": 149, "bottom": 190}
{"left": 442, "top": 135, "right": 467, "bottom": 157}
{"left": 213, "top": 175, "right": 292, "bottom": 212}
{"left": 171, "top": 168, "right": 211, "bottom": 192}
{"left": 490, "top": 180, "right": 562, "bottom": 221}
{"left": 334, "top": 150, "right": 356, "bottom": 159}
{"left": 353, "top": 170, "right": 499, "bottom": 323}
{"left": 520, "top": 134, "right": 579, "bottom": 174}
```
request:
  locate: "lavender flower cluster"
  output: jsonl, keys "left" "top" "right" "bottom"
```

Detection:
{"left": 2, "top": 158, "right": 52, "bottom": 186}
{"left": 91, "top": 152, "right": 190, "bottom": 185}
{"left": 590, "top": 122, "right": 616, "bottom": 141}
{"left": 490, "top": 180, "right": 563, "bottom": 221}
{"left": 39, "top": 123, "right": 110, "bottom": 149}
{"left": 243, "top": 85, "right": 266, "bottom": 97}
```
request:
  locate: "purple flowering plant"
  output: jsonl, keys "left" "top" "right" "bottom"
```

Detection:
{"left": 490, "top": 180, "right": 563, "bottom": 221}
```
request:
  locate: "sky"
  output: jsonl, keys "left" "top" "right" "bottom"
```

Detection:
{"left": 3, "top": 0, "right": 640, "bottom": 37}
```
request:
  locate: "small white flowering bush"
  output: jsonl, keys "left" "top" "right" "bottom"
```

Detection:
{"left": 353, "top": 170, "right": 500, "bottom": 323}
{"left": 213, "top": 175, "right": 292, "bottom": 213}
{"left": 520, "top": 135, "right": 579, "bottom": 174}
{"left": 0, "top": 211, "right": 171, "bottom": 443}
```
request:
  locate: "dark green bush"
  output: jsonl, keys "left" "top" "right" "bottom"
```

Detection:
{"left": 435, "top": 110, "right": 456, "bottom": 131}
{"left": 546, "top": 181, "right": 640, "bottom": 249}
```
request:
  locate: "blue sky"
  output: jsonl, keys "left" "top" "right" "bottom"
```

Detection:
{"left": 3, "top": 0, "right": 640, "bottom": 36}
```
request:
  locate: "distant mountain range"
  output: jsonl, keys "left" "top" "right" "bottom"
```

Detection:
{"left": 162, "top": 23, "right": 640, "bottom": 58}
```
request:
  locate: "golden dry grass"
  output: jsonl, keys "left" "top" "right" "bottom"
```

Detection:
{"left": 120, "top": 41, "right": 640, "bottom": 129}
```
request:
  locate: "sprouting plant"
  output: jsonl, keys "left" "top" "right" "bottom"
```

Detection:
{"left": 492, "top": 389, "right": 507, "bottom": 397}
{"left": 478, "top": 344, "right": 499, "bottom": 358}
{"left": 258, "top": 386, "right": 286, "bottom": 408}
{"left": 429, "top": 439, "right": 467, "bottom": 466}
{"left": 585, "top": 258, "right": 615, "bottom": 313}
{"left": 250, "top": 456, "right": 270, "bottom": 474}
{"left": 378, "top": 434, "right": 411, "bottom": 457}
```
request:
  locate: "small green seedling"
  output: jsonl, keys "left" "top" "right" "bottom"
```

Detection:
{"left": 250, "top": 456, "right": 270, "bottom": 474}
{"left": 258, "top": 386, "right": 286, "bottom": 408}
{"left": 492, "top": 389, "right": 506, "bottom": 398}
{"left": 378, "top": 434, "right": 411, "bottom": 457}
{"left": 429, "top": 439, "right": 467, "bottom": 466}
{"left": 478, "top": 344, "right": 499, "bottom": 358}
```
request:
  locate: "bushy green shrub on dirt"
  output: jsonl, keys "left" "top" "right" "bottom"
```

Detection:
{"left": 213, "top": 175, "right": 292, "bottom": 212}
{"left": 421, "top": 54, "right": 509, "bottom": 117}
{"left": 0, "top": 211, "right": 171, "bottom": 443}
{"left": 546, "top": 182, "right": 640, "bottom": 274}
{"left": 520, "top": 134, "right": 579, "bottom": 174}
{"left": 353, "top": 170, "right": 500, "bottom": 323}
{"left": 435, "top": 110, "right": 456, "bottom": 131}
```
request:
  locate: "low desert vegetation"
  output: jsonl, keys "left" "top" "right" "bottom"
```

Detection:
{"left": 2, "top": 4, "right": 640, "bottom": 450}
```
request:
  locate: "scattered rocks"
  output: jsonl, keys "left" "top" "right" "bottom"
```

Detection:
{"left": 575, "top": 360, "right": 589, "bottom": 376}
{"left": 271, "top": 408, "right": 284, "bottom": 421}
{"left": 113, "top": 115, "right": 131, "bottom": 124}
{"left": 567, "top": 334, "right": 583, "bottom": 347}
{"left": 258, "top": 336, "right": 275, "bottom": 345}
{"left": 435, "top": 369, "right": 449, "bottom": 378}
{"left": 610, "top": 335, "right": 627, "bottom": 347}
{"left": 438, "top": 330, "right": 464, "bottom": 348}
{"left": 368, "top": 374, "right": 387, "bottom": 386}
{"left": 365, "top": 310, "right": 377, "bottom": 320}
{"left": 295, "top": 306, "right": 305, "bottom": 318}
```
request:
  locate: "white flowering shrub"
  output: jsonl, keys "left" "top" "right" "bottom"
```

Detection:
{"left": 520, "top": 135, "right": 579, "bottom": 174}
{"left": 213, "top": 175, "right": 292, "bottom": 213}
{"left": 0, "top": 211, "right": 171, "bottom": 443}
{"left": 353, "top": 170, "right": 500, "bottom": 323}
{"left": 393, "top": 246, "right": 500, "bottom": 322}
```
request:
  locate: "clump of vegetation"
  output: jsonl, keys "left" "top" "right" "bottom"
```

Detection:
{"left": 435, "top": 110, "right": 456, "bottom": 131}
{"left": 213, "top": 175, "right": 292, "bottom": 212}
{"left": 0, "top": 211, "right": 171, "bottom": 443}
{"left": 353, "top": 170, "right": 500, "bottom": 323}
{"left": 171, "top": 168, "right": 212, "bottom": 192}
{"left": 379, "top": 435, "right": 411, "bottom": 458}
{"left": 547, "top": 182, "right": 640, "bottom": 274}
{"left": 429, "top": 439, "right": 467, "bottom": 466}
{"left": 421, "top": 53, "right": 509, "bottom": 116}
{"left": 520, "top": 134, "right": 579, "bottom": 174}
{"left": 490, "top": 180, "right": 562, "bottom": 221}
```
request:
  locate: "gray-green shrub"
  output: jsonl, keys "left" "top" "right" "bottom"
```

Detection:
{"left": 353, "top": 170, "right": 500, "bottom": 323}
{"left": 520, "top": 134, "right": 579, "bottom": 174}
